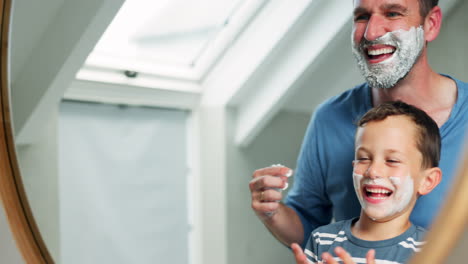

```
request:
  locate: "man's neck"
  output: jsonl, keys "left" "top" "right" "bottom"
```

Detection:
{"left": 351, "top": 212, "right": 412, "bottom": 241}
{"left": 371, "top": 56, "right": 457, "bottom": 127}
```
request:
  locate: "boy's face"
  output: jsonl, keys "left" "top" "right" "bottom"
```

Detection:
{"left": 352, "top": 115, "right": 425, "bottom": 222}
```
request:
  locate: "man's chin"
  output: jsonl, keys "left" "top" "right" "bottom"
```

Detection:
{"left": 365, "top": 75, "right": 398, "bottom": 89}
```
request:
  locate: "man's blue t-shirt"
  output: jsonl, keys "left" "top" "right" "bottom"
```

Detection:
{"left": 284, "top": 75, "right": 468, "bottom": 248}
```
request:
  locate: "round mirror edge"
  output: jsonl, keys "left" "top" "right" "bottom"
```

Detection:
{"left": 408, "top": 144, "right": 468, "bottom": 263}
{"left": 0, "top": 0, "right": 53, "bottom": 263}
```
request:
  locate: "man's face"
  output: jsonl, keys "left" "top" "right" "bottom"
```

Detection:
{"left": 351, "top": 0, "right": 426, "bottom": 88}
{"left": 352, "top": 115, "right": 425, "bottom": 222}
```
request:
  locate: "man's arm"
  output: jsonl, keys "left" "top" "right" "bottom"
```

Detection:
{"left": 262, "top": 202, "right": 304, "bottom": 246}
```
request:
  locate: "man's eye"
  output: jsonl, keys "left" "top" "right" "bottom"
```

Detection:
{"left": 387, "top": 12, "right": 401, "bottom": 18}
{"left": 354, "top": 14, "right": 370, "bottom": 21}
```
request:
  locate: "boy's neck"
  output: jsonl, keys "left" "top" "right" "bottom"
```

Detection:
{"left": 351, "top": 211, "right": 412, "bottom": 241}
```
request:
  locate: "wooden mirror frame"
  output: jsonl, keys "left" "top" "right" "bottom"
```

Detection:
{"left": 0, "top": 0, "right": 52, "bottom": 263}
{"left": 0, "top": 0, "right": 465, "bottom": 263}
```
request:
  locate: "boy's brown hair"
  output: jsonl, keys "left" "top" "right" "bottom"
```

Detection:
{"left": 357, "top": 101, "right": 441, "bottom": 168}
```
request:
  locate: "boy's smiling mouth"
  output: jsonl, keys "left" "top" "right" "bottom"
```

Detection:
{"left": 363, "top": 184, "right": 394, "bottom": 202}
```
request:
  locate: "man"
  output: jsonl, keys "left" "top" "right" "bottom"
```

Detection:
{"left": 249, "top": 0, "right": 468, "bottom": 249}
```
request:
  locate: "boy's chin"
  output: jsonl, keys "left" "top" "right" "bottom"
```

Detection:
{"left": 363, "top": 208, "right": 402, "bottom": 222}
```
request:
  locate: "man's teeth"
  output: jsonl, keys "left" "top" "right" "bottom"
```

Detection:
{"left": 366, "top": 188, "right": 392, "bottom": 194}
{"left": 368, "top": 48, "right": 395, "bottom": 56}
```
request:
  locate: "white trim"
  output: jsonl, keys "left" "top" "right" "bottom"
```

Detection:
{"left": 64, "top": 79, "right": 201, "bottom": 110}
{"left": 187, "top": 110, "right": 202, "bottom": 264}
{"left": 76, "top": 66, "right": 202, "bottom": 93}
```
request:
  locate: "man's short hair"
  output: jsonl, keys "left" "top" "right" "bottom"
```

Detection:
{"left": 357, "top": 101, "right": 441, "bottom": 169}
{"left": 419, "top": 0, "right": 439, "bottom": 18}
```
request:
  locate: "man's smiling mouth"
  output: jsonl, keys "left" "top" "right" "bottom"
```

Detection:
{"left": 365, "top": 45, "right": 396, "bottom": 62}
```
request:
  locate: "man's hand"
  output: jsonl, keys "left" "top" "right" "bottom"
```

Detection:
{"left": 249, "top": 165, "right": 292, "bottom": 220}
{"left": 321, "top": 247, "right": 376, "bottom": 264}
{"left": 291, "top": 243, "right": 309, "bottom": 264}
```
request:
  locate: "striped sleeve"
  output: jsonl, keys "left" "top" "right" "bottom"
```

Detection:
{"left": 398, "top": 237, "right": 426, "bottom": 253}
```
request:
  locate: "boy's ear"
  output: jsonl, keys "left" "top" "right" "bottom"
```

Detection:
{"left": 418, "top": 167, "right": 442, "bottom": 195}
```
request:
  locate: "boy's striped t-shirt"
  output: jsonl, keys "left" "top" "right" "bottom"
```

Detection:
{"left": 305, "top": 218, "right": 426, "bottom": 264}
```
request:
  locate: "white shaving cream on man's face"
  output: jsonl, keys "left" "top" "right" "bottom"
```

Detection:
{"left": 352, "top": 26, "right": 425, "bottom": 89}
{"left": 353, "top": 172, "right": 414, "bottom": 221}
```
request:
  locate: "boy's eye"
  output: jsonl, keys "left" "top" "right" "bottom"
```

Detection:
{"left": 356, "top": 157, "right": 370, "bottom": 163}
{"left": 386, "top": 159, "right": 400, "bottom": 163}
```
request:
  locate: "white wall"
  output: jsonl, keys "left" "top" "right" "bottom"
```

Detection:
{"left": 226, "top": 110, "right": 310, "bottom": 264}
{"left": 15, "top": 109, "right": 60, "bottom": 261}
{"left": 429, "top": 1, "right": 468, "bottom": 81}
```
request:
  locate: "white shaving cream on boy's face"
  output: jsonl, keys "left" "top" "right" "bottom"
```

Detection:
{"left": 353, "top": 171, "right": 414, "bottom": 221}
{"left": 352, "top": 26, "right": 425, "bottom": 89}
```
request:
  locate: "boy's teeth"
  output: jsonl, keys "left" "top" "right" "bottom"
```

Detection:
{"left": 366, "top": 188, "right": 391, "bottom": 194}
{"left": 368, "top": 48, "right": 395, "bottom": 56}
{"left": 370, "top": 196, "right": 388, "bottom": 200}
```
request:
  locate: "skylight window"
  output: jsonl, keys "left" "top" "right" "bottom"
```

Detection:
{"left": 88, "top": 0, "right": 247, "bottom": 72}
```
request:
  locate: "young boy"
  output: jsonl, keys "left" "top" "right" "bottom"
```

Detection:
{"left": 291, "top": 101, "right": 442, "bottom": 264}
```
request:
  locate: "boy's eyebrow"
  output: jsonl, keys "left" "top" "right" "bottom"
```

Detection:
{"left": 386, "top": 149, "right": 404, "bottom": 155}
{"left": 355, "top": 146, "right": 369, "bottom": 153}
{"left": 355, "top": 148, "right": 405, "bottom": 156}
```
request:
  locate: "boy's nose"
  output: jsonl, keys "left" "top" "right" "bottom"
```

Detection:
{"left": 365, "top": 163, "right": 383, "bottom": 179}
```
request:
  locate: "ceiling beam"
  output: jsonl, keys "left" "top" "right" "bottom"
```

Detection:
{"left": 231, "top": 0, "right": 352, "bottom": 147}
{"left": 11, "top": 0, "right": 125, "bottom": 144}
{"left": 201, "top": 0, "right": 314, "bottom": 107}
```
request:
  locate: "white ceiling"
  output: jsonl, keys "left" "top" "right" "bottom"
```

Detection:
{"left": 8, "top": 0, "right": 460, "bottom": 146}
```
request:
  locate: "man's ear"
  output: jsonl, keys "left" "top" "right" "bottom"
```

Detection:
{"left": 418, "top": 167, "right": 442, "bottom": 195}
{"left": 424, "top": 6, "right": 442, "bottom": 43}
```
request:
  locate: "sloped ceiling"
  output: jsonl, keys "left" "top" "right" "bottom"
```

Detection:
{"left": 9, "top": 0, "right": 460, "bottom": 146}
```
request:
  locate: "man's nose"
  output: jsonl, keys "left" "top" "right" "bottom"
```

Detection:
{"left": 364, "top": 15, "right": 387, "bottom": 41}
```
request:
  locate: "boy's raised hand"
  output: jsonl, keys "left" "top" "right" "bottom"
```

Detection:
{"left": 291, "top": 243, "right": 309, "bottom": 264}
{"left": 291, "top": 244, "right": 376, "bottom": 264}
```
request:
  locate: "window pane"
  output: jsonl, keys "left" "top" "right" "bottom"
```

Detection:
{"left": 93, "top": 0, "right": 245, "bottom": 67}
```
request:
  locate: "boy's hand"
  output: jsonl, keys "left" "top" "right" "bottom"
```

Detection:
{"left": 321, "top": 247, "right": 376, "bottom": 264}
{"left": 291, "top": 243, "right": 309, "bottom": 264}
